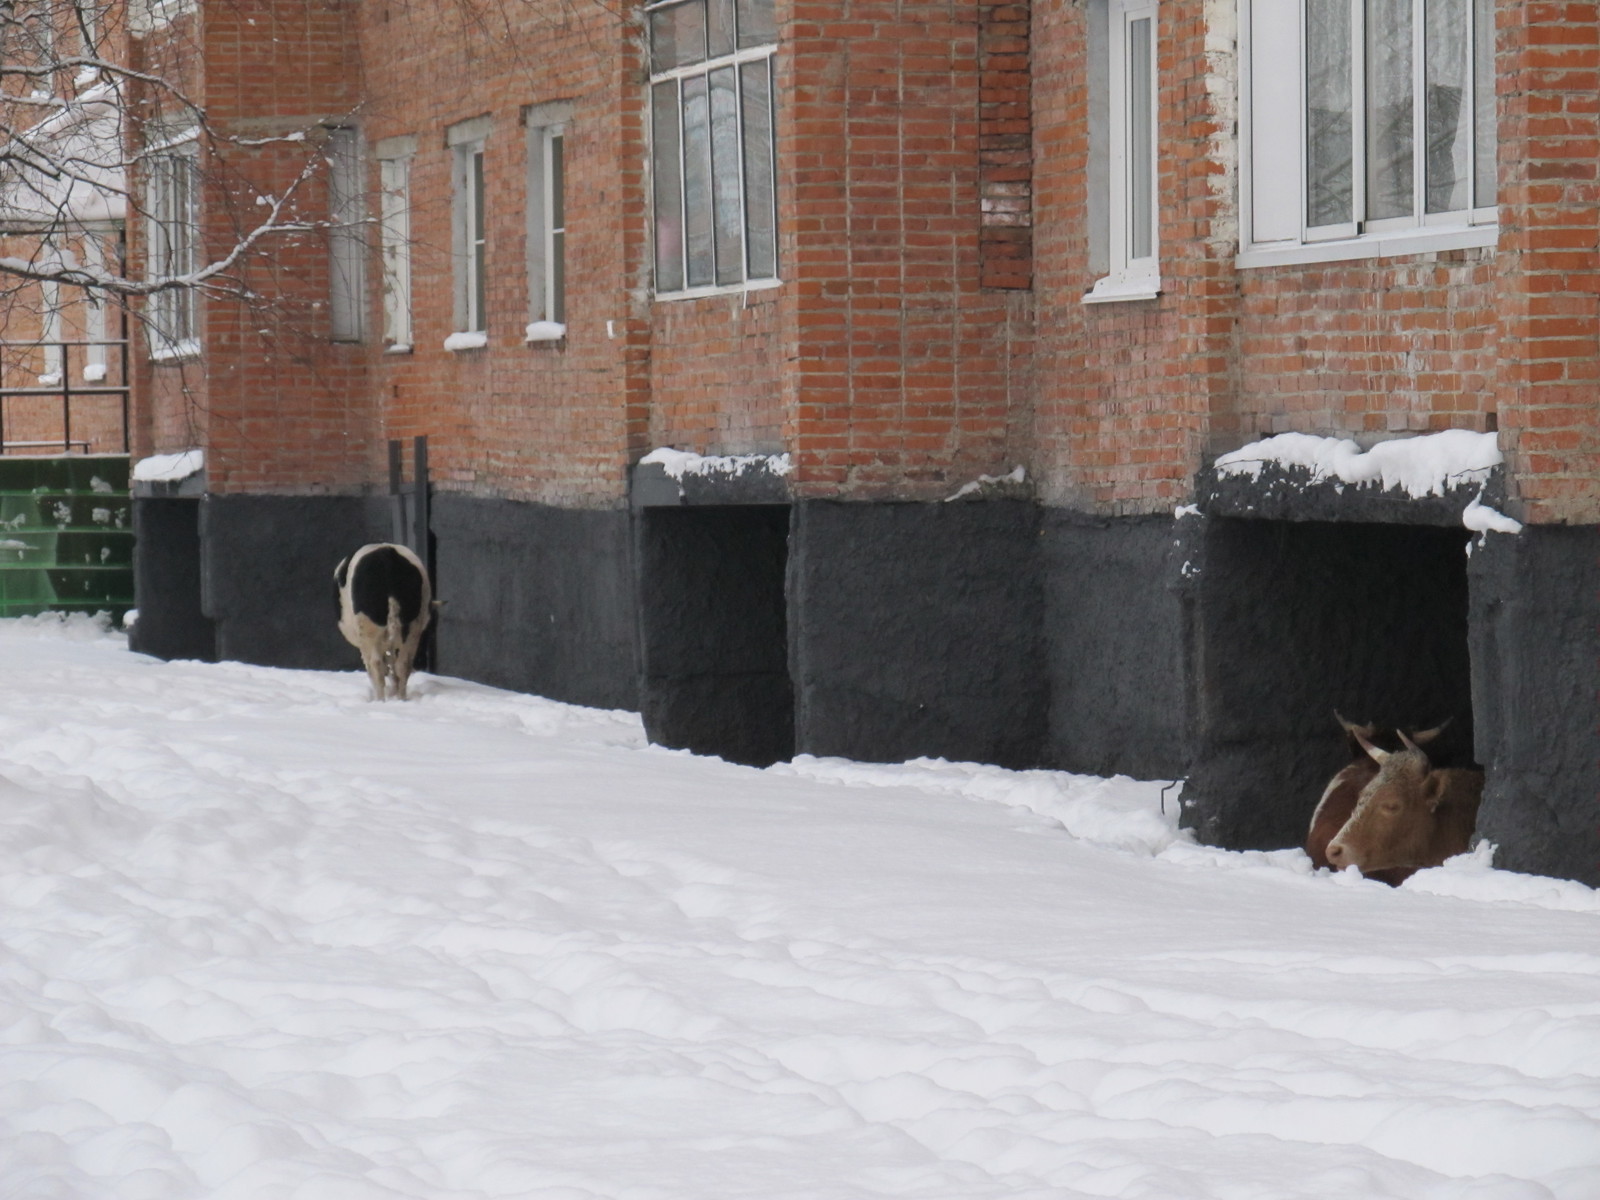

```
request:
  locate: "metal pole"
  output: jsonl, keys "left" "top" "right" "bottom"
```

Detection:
{"left": 61, "top": 344, "right": 73, "bottom": 453}
{"left": 388, "top": 438, "right": 404, "bottom": 544}
{"left": 412, "top": 434, "right": 429, "bottom": 562}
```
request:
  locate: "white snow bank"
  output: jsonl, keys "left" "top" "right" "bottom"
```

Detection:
{"left": 132, "top": 448, "right": 204, "bottom": 483}
{"left": 524, "top": 320, "right": 566, "bottom": 342}
{"left": 943, "top": 465, "right": 1026, "bottom": 502}
{"left": 777, "top": 755, "right": 1185, "bottom": 856}
{"left": 443, "top": 330, "right": 488, "bottom": 351}
{"left": 3, "top": 618, "right": 1599, "bottom": 1200}
{"left": 1215, "top": 429, "right": 1502, "bottom": 497}
{"left": 640, "top": 446, "right": 793, "bottom": 479}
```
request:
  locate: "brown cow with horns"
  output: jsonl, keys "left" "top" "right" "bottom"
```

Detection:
{"left": 1307, "top": 715, "right": 1484, "bottom": 886}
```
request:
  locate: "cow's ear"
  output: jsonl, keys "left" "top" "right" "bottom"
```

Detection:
{"left": 1423, "top": 772, "right": 1448, "bottom": 812}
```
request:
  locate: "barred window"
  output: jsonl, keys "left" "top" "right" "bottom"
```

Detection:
{"left": 145, "top": 139, "right": 199, "bottom": 359}
{"left": 648, "top": 0, "right": 778, "bottom": 296}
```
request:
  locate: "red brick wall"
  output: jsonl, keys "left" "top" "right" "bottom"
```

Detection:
{"left": 1033, "top": 0, "right": 1599, "bottom": 524}
{"left": 784, "top": 0, "right": 1033, "bottom": 499}
{"left": 1492, "top": 0, "right": 1600, "bottom": 524}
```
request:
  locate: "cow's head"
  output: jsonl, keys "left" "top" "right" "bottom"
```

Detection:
{"left": 1325, "top": 729, "right": 1452, "bottom": 875}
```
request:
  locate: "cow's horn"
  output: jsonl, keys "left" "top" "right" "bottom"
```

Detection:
{"left": 1353, "top": 729, "right": 1390, "bottom": 764}
{"left": 1397, "top": 729, "right": 1421, "bottom": 754}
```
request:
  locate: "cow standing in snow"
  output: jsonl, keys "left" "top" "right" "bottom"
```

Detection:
{"left": 335, "top": 543, "right": 433, "bottom": 701}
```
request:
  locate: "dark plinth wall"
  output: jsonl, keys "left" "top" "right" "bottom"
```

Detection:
{"left": 130, "top": 497, "right": 217, "bottom": 662}
{"left": 199, "top": 495, "right": 379, "bottom": 670}
{"left": 788, "top": 499, "right": 1046, "bottom": 769}
{"left": 1180, "top": 518, "right": 1476, "bottom": 853}
{"left": 1041, "top": 512, "right": 1188, "bottom": 779}
{"left": 431, "top": 496, "right": 637, "bottom": 711}
{"left": 1469, "top": 526, "right": 1600, "bottom": 887}
{"left": 635, "top": 505, "right": 794, "bottom": 767}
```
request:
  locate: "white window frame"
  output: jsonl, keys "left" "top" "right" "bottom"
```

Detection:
{"left": 1238, "top": 0, "right": 1499, "bottom": 269}
{"left": 326, "top": 126, "right": 365, "bottom": 343}
{"left": 82, "top": 233, "right": 107, "bottom": 380}
{"left": 39, "top": 276, "right": 64, "bottom": 383}
{"left": 524, "top": 102, "right": 573, "bottom": 337}
{"left": 1085, "top": 0, "right": 1160, "bottom": 304}
{"left": 375, "top": 135, "right": 415, "bottom": 352}
{"left": 446, "top": 116, "right": 491, "bottom": 341}
{"left": 647, "top": 0, "right": 780, "bottom": 301}
{"left": 144, "top": 132, "right": 200, "bottom": 362}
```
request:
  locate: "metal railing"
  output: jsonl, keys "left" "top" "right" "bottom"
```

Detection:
{"left": 0, "top": 334, "right": 132, "bottom": 454}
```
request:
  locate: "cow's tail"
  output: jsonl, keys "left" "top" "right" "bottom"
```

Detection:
{"left": 385, "top": 595, "right": 405, "bottom": 655}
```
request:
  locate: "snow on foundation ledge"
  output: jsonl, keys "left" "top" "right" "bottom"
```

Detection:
{"left": 1213, "top": 429, "right": 1502, "bottom": 498}
{"left": 132, "top": 448, "right": 204, "bottom": 483}
{"left": 639, "top": 447, "right": 793, "bottom": 480}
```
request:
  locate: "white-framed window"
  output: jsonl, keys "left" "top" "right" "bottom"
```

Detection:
{"left": 648, "top": 0, "right": 778, "bottom": 298}
{"left": 1087, "top": 0, "right": 1160, "bottom": 303}
{"left": 1240, "top": 0, "right": 1497, "bottom": 267}
{"left": 326, "top": 126, "right": 364, "bottom": 343}
{"left": 39, "top": 277, "right": 64, "bottom": 384}
{"left": 375, "top": 134, "right": 415, "bottom": 351}
{"left": 145, "top": 135, "right": 200, "bottom": 360}
{"left": 82, "top": 233, "right": 107, "bottom": 381}
{"left": 524, "top": 102, "right": 572, "bottom": 338}
{"left": 446, "top": 116, "right": 490, "bottom": 343}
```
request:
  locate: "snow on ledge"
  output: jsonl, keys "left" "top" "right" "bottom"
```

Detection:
{"left": 132, "top": 449, "right": 204, "bottom": 483}
{"left": 443, "top": 331, "right": 488, "bottom": 352}
{"left": 82, "top": 363, "right": 107, "bottom": 382}
{"left": 1463, "top": 494, "right": 1522, "bottom": 537}
{"left": 944, "top": 465, "right": 1026, "bottom": 502}
{"left": 640, "top": 447, "right": 793, "bottom": 480}
{"left": 1213, "top": 430, "right": 1502, "bottom": 499}
{"left": 524, "top": 321, "right": 566, "bottom": 342}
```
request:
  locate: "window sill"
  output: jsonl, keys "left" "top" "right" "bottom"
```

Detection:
{"left": 654, "top": 277, "right": 782, "bottom": 304}
{"left": 149, "top": 340, "right": 200, "bottom": 364}
{"left": 1237, "top": 223, "right": 1498, "bottom": 269}
{"left": 525, "top": 321, "right": 566, "bottom": 343}
{"left": 443, "top": 332, "right": 488, "bottom": 352}
{"left": 383, "top": 343, "right": 413, "bottom": 355}
{"left": 1082, "top": 275, "right": 1162, "bottom": 305}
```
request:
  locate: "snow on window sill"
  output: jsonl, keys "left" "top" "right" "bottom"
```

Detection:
{"left": 149, "top": 339, "right": 200, "bottom": 363}
{"left": 525, "top": 321, "right": 566, "bottom": 343}
{"left": 36, "top": 373, "right": 62, "bottom": 387}
{"left": 1082, "top": 274, "right": 1162, "bottom": 305}
{"left": 1237, "top": 222, "right": 1498, "bottom": 270}
{"left": 443, "top": 331, "right": 488, "bottom": 352}
{"left": 82, "top": 364, "right": 107, "bottom": 382}
{"left": 383, "top": 343, "right": 413, "bottom": 355}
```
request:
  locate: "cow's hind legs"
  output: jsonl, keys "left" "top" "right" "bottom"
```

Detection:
{"left": 362, "top": 646, "right": 388, "bottom": 701}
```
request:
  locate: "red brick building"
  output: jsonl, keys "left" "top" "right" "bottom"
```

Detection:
{"left": 122, "top": 0, "right": 1598, "bottom": 883}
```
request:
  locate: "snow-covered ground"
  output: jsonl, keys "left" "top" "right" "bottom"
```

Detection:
{"left": 3, "top": 617, "right": 1598, "bottom": 1200}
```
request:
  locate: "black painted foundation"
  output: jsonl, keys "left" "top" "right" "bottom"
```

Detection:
{"left": 787, "top": 499, "right": 1045, "bottom": 769}
{"left": 199, "top": 495, "right": 380, "bottom": 670}
{"left": 1469, "top": 526, "right": 1600, "bottom": 886}
{"left": 635, "top": 505, "right": 794, "bottom": 766}
{"left": 1180, "top": 518, "right": 1475, "bottom": 852}
{"left": 431, "top": 496, "right": 637, "bottom": 711}
{"left": 130, "top": 497, "right": 217, "bottom": 662}
{"left": 1041, "top": 512, "right": 1187, "bottom": 779}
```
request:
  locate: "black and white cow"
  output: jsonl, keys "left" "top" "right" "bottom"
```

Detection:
{"left": 334, "top": 543, "right": 433, "bottom": 701}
